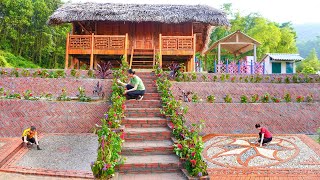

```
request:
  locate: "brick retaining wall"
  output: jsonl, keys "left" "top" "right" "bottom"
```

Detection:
{"left": 0, "top": 100, "right": 109, "bottom": 137}
{"left": 0, "top": 77, "right": 112, "bottom": 97}
{"left": 172, "top": 82, "right": 320, "bottom": 103}
{"left": 183, "top": 102, "right": 320, "bottom": 135}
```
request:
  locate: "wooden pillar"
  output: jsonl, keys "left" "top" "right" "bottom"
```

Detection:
{"left": 253, "top": 44, "right": 257, "bottom": 62}
{"left": 65, "top": 33, "right": 70, "bottom": 69}
{"left": 159, "top": 34, "right": 162, "bottom": 67}
{"left": 90, "top": 33, "right": 94, "bottom": 69}
{"left": 70, "top": 56, "right": 74, "bottom": 69}
{"left": 124, "top": 33, "right": 128, "bottom": 62}
{"left": 190, "top": 34, "right": 196, "bottom": 72}
{"left": 218, "top": 43, "right": 221, "bottom": 73}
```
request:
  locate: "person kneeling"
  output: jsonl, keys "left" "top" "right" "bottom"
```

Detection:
{"left": 255, "top": 124, "right": 272, "bottom": 147}
{"left": 22, "top": 126, "right": 42, "bottom": 150}
{"left": 117, "top": 69, "right": 145, "bottom": 100}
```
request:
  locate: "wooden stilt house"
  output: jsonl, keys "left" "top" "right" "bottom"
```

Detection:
{"left": 48, "top": 2, "right": 229, "bottom": 71}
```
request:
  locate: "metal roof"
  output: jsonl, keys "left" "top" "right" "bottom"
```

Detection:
{"left": 263, "top": 53, "right": 304, "bottom": 61}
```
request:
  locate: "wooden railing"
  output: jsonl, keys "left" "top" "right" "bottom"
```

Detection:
{"left": 69, "top": 35, "right": 92, "bottom": 49}
{"left": 94, "top": 35, "right": 126, "bottom": 50}
{"left": 161, "top": 36, "right": 194, "bottom": 50}
{"left": 68, "top": 35, "right": 126, "bottom": 50}
{"left": 65, "top": 33, "right": 128, "bottom": 69}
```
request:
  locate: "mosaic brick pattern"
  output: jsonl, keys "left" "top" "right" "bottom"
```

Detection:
{"left": 203, "top": 134, "right": 320, "bottom": 177}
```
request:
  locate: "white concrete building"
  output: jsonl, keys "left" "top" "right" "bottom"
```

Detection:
{"left": 261, "top": 53, "right": 303, "bottom": 74}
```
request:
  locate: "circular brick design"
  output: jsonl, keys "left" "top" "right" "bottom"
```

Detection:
{"left": 204, "top": 136, "right": 299, "bottom": 168}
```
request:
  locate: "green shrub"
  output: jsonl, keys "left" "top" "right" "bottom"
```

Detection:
{"left": 251, "top": 94, "right": 259, "bottom": 103}
{"left": 240, "top": 95, "right": 248, "bottom": 103}
{"left": 284, "top": 93, "right": 291, "bottom": 102}
{"left": 224, "top": 94, "right": 232, "bottom": 103}
{"left": 192, "top": 93, "right": 199, "bottom": 103}
{"left": 261, "top": 93, "right": 270, "bottom": 103}
{"left": 207, "top": 95, "right": 215, "bottom": 103}
{"left": 0, "top": 55, "right": 11, "bottom": 67}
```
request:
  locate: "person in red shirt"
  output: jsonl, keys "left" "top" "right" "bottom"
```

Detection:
{"left": 255, "top": 124, "right": 272, "bottom": 147}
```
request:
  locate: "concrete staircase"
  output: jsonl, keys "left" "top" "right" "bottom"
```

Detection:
{"left": 118, "top": 72, "right": 184, "bottom": 179}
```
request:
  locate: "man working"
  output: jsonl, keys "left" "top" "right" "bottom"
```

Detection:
{"left": 255, "top": 124, "right": 272, "bottom": 147}
{"left": 22, "top": 126, "right": 42, "bottom": 150}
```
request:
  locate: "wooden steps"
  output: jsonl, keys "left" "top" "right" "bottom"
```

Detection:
{"left": 130, "top": 48, "right": 155, "bottom": 69}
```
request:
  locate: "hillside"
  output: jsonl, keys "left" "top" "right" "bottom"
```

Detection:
{"left": 294, "top": 23, "right": 320, "bottom": 42}
{"left": 0, "top": 50, "right": 40, "bottom": 68}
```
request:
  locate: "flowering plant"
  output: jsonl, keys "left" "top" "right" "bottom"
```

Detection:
{"left": 261, "top": 93, "right": 270, "bottom": 103}
{"left": 206, "top": 95, "right": 215, "bottom": 103}
{"left": 191, "top": 93, "right": 199, "bottom": 103}
{"left": 57, "top": 88, "right": 71, "bottom": 101}
{"left": 91, "top": 56, "right": 127, "bottom": 178}
{"left": 271, "top": 96, "right": 281, "bottom": 103}
{"left": 23, "top": 90, "right": 38, "bottom": 100}
{"left": 251, "top": 94, "right": 259, "bottom": 103}
{"left": 230, "top": 76, "right": 236, "bottom": 82}
{"left": 78, "top": 87, "right": 91, "bottom": 102}
{"left": 296, "top": 95, "right": 304, "bottom": 103}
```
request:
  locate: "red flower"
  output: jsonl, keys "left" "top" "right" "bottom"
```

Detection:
{"left": 106, "top": 164, "right": 111, "bottom": 168}
{"left": 190, "top": 159, "right": 197, "bottom": 166}
{"left": 191, "top": 152, "right": 196, "bottom": 157}
{"left": 120, "top": 133, "right": 125, "bottom": 140}
{"left": 29, "top": 93, "right": 32, "bottom": 97}
{"left": 122, "top": 104, "right": 126, "bottom": 109}
{"left": 275, "top": 99, "right": 280, "bottom": 103}
{"left": 177, "top": 144, "right": 183, "bottom": 149}
{"left": 114, "top": 114, "right": 117, "bottom": 117}
{"left": 108, "top": 121, "right": 112, "bottom": 126}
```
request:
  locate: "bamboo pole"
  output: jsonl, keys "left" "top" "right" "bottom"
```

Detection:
{"left": 159, "top": 34, "right": 162, "bottom": 67}
{"left": 65, "top": 33, "right": 70, "bottom": 69}
{"left": 90, "top": 33, "right": 94, "bottom": 69}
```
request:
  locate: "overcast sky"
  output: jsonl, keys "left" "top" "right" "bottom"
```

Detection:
{"left": 68, "top": 0, "right": 319, "bottom": 25}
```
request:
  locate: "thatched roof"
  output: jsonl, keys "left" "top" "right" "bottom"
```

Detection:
{"left": 47, "top": 2, "right": 230, "bottom": 26}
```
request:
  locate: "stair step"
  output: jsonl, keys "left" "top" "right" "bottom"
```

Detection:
{"left": 125, "top": 108, "right": 162, "bottom": 117}
{"left": 132, "top": 56, "right": 154, "bottom": 59}
{"left": 137, "top": 93, "right": 160, "bottom": 100}
{"left": 124, "top": 127, "right": 171, "bottom": 141}
{"left": 118, "top": 155, "right": 180, "bottom": 173}
{"left": 122, "top": 140, "right": 173, "bottom": 155}
{"left": 125, "top": 100, "right": 161, "bottom": 108}
{"left": 123, "top": 117, "right": 167, "bottom": 128}
{"left": 117, "top": 172, "right": 186, "bottom": 180}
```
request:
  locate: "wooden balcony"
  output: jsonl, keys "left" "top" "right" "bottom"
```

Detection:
{"left": 161, "top": 35, "right": 195, "bottom": 55}
{"left": 67, "top": 34, "right": 127, "bottom": 55}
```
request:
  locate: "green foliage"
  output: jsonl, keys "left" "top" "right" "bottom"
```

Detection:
{"left": 271, "top": 96, "right": 281, "bottom": 103}
{"left": 0, "top": 51, "right": 39, "bottom": 68}
{"left": 91, "top": 57, "right": 127, "bottom": 179}
{"left": 317, "top": 128, "right": 320, "bottom": 143}
{"left": 0, "top": 55, "right": 11, "bottom": 67}
{"left": 224, "top": 94, "right": 232, "bottom": 103}
{"left": 306, "top": 95, "right": 313, "bottom": 103}
{"left": 23, "top": 90, "right": 38, "bottom": 100}
{"left": 78, "top": 87, "right": 91, "bottom": 102}
{"left": 57, "top": 88, "right": 71, "bottom": 101}
{"left": 206, "top": 95, "right": 215, "bottom": 103}
{"left": 284, "top": 93, "right": 291, "bottom": 102}
{"left": 240, "top": 95, "right": 248, "bottom": 103}
{"left": 296, "top": 95, "right": 304, "bottom": 103}
{"left": 191, "top": 93, "right": 199, "bottom": 103}
{"left": 209, "top": 4, "right": 297, "bottom": 60}
{"left": 0, "top": 0, "right": 71, "bottom": 68}
{"left": 251, "top": 94, "right": 259, "bottom": 103}
{"left": 297, "top": 48, "right": 320, "bottom": 74}
{"left": 261, "top": 93, "right": 270, "bottom": 103}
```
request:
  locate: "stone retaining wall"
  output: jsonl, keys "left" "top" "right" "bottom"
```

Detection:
{"left": 0, "top": 100, "right": 109, "bottom": 137}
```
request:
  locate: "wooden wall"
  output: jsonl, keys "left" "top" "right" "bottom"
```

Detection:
{"left": 73, "top": 21, "right": 206, "bottom": 51}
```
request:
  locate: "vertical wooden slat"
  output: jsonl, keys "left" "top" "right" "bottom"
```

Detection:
{"left": 191, "top": 33, "right": 196, "bottom": 72}
{"left": 124, "top": 33, "right": 128, "bottom": 61}
{"left": 90, "top": 33, "right": 94, "bottom": 69}
{"left": 159, "top": 34, "right": 162, "bottom": 67}
{"left": 129, "top": 48, "right": 133, "bottom": 69}
{"left": 65, "top": 33, "right": 70, "bottom": 69}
